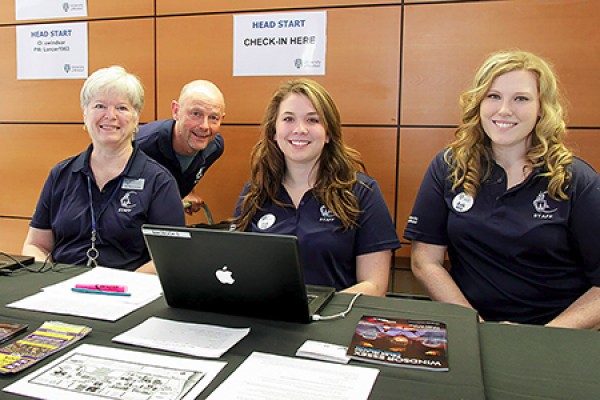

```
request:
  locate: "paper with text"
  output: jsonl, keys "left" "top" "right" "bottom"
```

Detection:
{"left": 7, "top": 267, "right": 162, "bottom": 321}
{"left": 207, "top": 352, "right": 379, "bottom": 400}
{"left": 113, "top": 317, "right": 250, "bottom": 358}
{"left": 4, "top": 344, "right": 226, "bottom": 400}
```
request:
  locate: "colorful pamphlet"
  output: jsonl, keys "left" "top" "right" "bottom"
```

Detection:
{"left": 347, "top": 315, "right": 448, "bottom": 371}
{"left": 0, "top": 321, "right": 92, "bottom": 374}
{"left": 0, "top": 322, "right": 28, "bottom": 344}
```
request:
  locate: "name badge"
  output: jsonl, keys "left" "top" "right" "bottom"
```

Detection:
{"left": 122, "top": 178, "right": 145, "bottom": 191}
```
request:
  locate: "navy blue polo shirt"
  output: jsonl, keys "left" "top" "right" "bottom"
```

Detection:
{"left": 30, "top": 144, "right": 185, "bottom": 271}
{"left": 136, "top": 119, "right": 224, "bottom": 197}
{"left": 404, "top": 150, "right": 600, "bottom": 324}
{"left": 234, "top": 173, "right": 401, "bottom": 290}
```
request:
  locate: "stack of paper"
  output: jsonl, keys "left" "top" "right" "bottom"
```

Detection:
{"left": 206, "top": 352, "right": 379, "bottom": 400}
{"left": 113, "top": 317, "right": 250, "bottom": 358}
{"left": 295, "top": 340, "right": 351, "bottom": 364}
{"left": 7, "top": 267, "right": 162, "bottom": 321}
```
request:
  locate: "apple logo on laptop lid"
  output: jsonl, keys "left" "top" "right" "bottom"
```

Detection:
{"left": 215, "top": 266, "right": 235, "bottom": 285}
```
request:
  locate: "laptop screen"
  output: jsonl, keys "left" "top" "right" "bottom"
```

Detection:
{"left": 142, "top": 225, "right": 333, "bottom": 323}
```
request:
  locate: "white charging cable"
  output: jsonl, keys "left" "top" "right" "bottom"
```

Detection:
{"left": 312, "top": 292, "right": 363, "bottom": 321}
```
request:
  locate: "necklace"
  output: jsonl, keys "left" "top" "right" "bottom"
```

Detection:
{"left": 86, "top": 175, "right": 123, "bottom": 267}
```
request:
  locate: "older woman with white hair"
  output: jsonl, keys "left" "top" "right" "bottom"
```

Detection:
{"left": 23, "top": 66, "right": 184, "bottom": 272}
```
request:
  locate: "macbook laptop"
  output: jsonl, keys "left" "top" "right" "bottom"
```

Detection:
{"left": 0, "top": 253, "right": 34, "bottom": 271}
{"left": 142, "top": 225, "right": 335, "bottom": 323}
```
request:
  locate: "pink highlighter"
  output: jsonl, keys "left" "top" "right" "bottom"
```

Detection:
{"left": 74, "top": 284, "right": 128, "bottom": 293}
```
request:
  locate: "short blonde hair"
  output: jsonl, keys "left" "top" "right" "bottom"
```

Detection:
{"left": 80, "top": 66, "right": 144, "bottom": 115}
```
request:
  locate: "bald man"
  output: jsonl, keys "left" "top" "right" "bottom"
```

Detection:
{"left": 137, "top": 80, "right": 226, "bottom": 215}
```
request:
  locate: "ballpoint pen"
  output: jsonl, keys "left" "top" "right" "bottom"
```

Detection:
{"left": 71, "top": 288, "right": 132, "bottom": 296}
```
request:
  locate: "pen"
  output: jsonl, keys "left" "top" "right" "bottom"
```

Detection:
{"left": 71, "top": 288, "right": 132, "bottom": 296}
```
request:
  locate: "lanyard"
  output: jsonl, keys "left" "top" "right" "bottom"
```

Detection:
{"left": 86, "top": 175, "right": 124, "bottom": 267}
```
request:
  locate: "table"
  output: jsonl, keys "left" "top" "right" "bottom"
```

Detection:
{"left": 0, "top": 265, "right": 598, "bottom": 399}
{"left": 479, "top": 322, "right": 600, "bottom": 399}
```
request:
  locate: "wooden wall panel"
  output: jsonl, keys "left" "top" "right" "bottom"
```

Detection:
{"left": 0, "top": 125, "right": 91, "bottom": 217}
{"left": 184, "top": 125, "right": 258, "bottom": 226}
{"left": 157, "top": 0, "right": 400, "bottom": 15}
{"left": 0, "top": 219, "right": 31, "bottom": 254}
{"left": 0, "top": 0, "right": 153, "bottom": 24}
{"left": 88, "top": 18, "right": 156, "bottom": 123}
{"left": 404, "top": 0, "right": 464, "bottom": 3}
{"left": 402, "top": 0, "right": 600, "bottom": 127}
{"left": 344, "top": 127, "right": 397, "bottom": 215}
{"left": 565, "top": 129, "right": 600, "bottom": 172}
{"left": 87, "top": 0, "right": 154, "bottom": 19}
{"left": 0, "top": 19, "right": 156, "bottom": 123}
{"left": 156, "top": 7, "right": 400, "bottom": 125}
{"left": 396, "top": 128, "right": 455, "bottom": 241}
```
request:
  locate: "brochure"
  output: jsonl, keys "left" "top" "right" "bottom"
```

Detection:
{"left": 347, "top": 315, "right": 448, "bottom": 371}
{"left": 0, "top": 321, "right": 91, "bottom": 374}
{"left": 0, "top": 322, "right": 28, "bottom": 344}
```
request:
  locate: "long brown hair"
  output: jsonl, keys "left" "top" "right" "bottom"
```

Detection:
{"left": 446, "top": 50, "right": 572, "bottom": 200}
{"left": 235, "top": 79, "right": 366, "bottom": 231}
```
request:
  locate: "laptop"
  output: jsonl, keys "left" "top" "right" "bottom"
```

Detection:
{"left": 0, "top": 253, "right": 34, "bottom": 271}
{"left": 142, "top": 225, "right": 335, "bottom": 323}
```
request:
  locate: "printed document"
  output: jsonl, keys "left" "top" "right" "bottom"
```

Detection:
{"left": 4, "top": 344, "right": 226, "bottom": 400}
{"left": 113, "top": 317, "right": 250, "bottom": 358}
{"left": 207, "top": 352, "right": 379, "bottom": 400}
{"left": 7, "top": 267, "right": 162, "bottom": 321}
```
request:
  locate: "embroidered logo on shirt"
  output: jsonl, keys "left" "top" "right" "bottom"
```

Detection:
{"left": 319, "top": 205, "right": 336, "bottom": 223}
{"left": 118, "top": 191, "right": 137, "bottom": 213}
{"left": 257, "top": 213, "right": 276, "bottom": 230}
{"left": 452, "top": 192, "right": 474, "bottom": 213}
{"left": 532, "top": 191, "right": 557, "bottom": 220}
{"left": 407, "top": 216, "right": 418, "bottom": 225}
{"left": 194, "top": 167, "right": 206, "bottom": 185}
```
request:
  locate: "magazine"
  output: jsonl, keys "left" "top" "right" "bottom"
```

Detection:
{"left": 0, "top": 322, "right": 28, "bottom": 344}
{"left": 347, "top": 315, "right": 448, "bottom": 371}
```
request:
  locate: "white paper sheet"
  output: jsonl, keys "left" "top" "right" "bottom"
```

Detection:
{"left": 206, "top": 352, "right": 379, "bottom": 400}
{"left": 296, "top": 339, "right": 351, "bottom": 364}
{"left": 4, "top": 344, "right": 226, "bottom": 400}
{"left": 15, "top": 0, "right": 88, "bottom": 21}
{"left": 113, "top": 317, "right": 250, "bottom": 358}
{"left": 233, "top": 11, "right": 327, "bottom": 76}
{"left": 7, "top": 267, "right": 162, "bottom": 321}
{"left": 16, "top": 22, "right": 88, "bottom": 80}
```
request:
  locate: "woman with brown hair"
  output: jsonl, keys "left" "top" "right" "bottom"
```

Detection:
{"left": 234, "top": 79, "right": 400, "bottom": 296}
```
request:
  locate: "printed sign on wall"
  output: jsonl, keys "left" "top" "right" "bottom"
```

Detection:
{"left": 233, "top": 11, "right": 327, "bottom": 76}
{"left": 16, "top": 22, "right": 88, "bottom": 80}
{"left": 15, "top": 0, "right": 87, "bottom": 21}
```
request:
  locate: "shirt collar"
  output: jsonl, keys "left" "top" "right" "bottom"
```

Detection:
{"left": 71, "top": 142, "right": 142, "bottom": 178}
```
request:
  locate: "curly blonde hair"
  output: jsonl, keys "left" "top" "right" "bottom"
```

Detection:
{"left": 446, "top": 50, "right": 572, "bottom": 200}
{"left": 234, "top": 79, "right": 366, "bottom": 231}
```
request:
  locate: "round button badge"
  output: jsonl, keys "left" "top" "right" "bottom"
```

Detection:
{"left": 452, "top": 192, "right": 474, "bottom": 213}
{"left": 257, "top": 213, "right": 276, "bottom": 230}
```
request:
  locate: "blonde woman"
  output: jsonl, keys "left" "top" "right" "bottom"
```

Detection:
{"left": 404, "top": 50, "right": 600, "bottom": 329}
{"left": 23, "top": 66, "right": 184, "bottom": 272}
